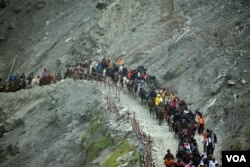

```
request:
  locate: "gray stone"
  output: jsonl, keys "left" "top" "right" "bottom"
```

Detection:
{"left": 227, "top": 80, "right": 235, "bottom": 86}
{"left": 241, "top": 79, "right": 246, "bottom": 85}
{"left": 35, "top": 1, "right": 46, "bottom": 9}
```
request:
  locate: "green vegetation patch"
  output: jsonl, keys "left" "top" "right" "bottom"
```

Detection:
{"left": 84, "top": 135, "right": 113, "bottom": 165}
{"left": 80, "top": 115, "right": 105, "bottom": 151}
{"left": 102, "top": 139, "right": 140, "bottom": 167}
{"left": 90, "top": 115, "right": 104, "bottom": 134}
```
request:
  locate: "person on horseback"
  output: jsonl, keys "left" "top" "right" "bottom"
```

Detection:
{"left": 160, "top": 87, "right": 167, "bottom": 100}
{"left": 20, "top": 73, "right": 26, "bottom": 80}
{"left": 82, "top": 60, "right": 89, "bottom": 76}
{"left": 42, "top": 68, "right": 49, "bottom": 78}
{"left": 139, "top": 79, "right": 148, "bottom": 92}
{"left": 119, "top": 64, "right": 124, "bottom": 74}
{"left": 141, "top": 72, "right": 148, "bottom": 80}
{"left": 107, "top": 59, "right": 113, "bottom": 70}
{"left": 155, "top": 94, "right": 163, "bottom": 106}
{"left": 9, "top": 73, "right": 17, "bottom": 82}
{"left": 96, "top": 63, "right": 103, "bottom": 74}
{"left": 149, "top": 89, "right": 157, "bottom": 100}
{"left": 127, "top": 70, "right": 133, "bottom": 80}
{"left": 138, "top": 80, "right": 148, "bottom": 105}
{"left": 122, "top": 65, "right": 128, "bottom": 77}
{"left": 101, "top": 58, "right": 108, "bottom": 69}
{"left": 27, "top": 72, "right": 34, "bottom": 88}
{"left": 56, "top": 72, "right": 62, "bottom": 81}
{"left": 50, "top": 72, "right": 57, "bottom": 83}
{"left": 155, "top": 94, "right": 164, "bottom": 121}
{"left": 82, "top": 60, "right": 89, "bottom": 69}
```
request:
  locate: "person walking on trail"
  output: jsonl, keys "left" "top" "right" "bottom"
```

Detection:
{"left": 164, "top": 149, "right": 175, "bottom": 167}
{"left": 208, "top": 157, "right": 218, "bottom": 167}
{"left": 198, "top": 113, "right": 205, "bottom": 135}
{"left": 164, "top": 149, "right": 175, "bottom": 160}
{"left": 174, "top": 159, "right": 184, "bottom": 167}
{"left": 164, "top": 157, "right": 174, "bottom": 167}
{"left": 203, "top": 129, "right": 209, "bottom": 152}
{"left": 207, "top": 130, "right": 217, "bottom": 156}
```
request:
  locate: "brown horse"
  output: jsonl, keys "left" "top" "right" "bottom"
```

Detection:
{"left": 127, "top": 79, "right": 134, "bottom": 92}
{"left": 50, "top": 72, "right": 57, "bottom": 83}
{"left": 17, "top": 79, "right": 26, "bottom": 90}
{"left": 113, "top": 72, "right": 119, "bottom": 85}
{"left": 39, "top": 76, "right": 51, "bottom": 86}
{"left": 147, "top": 98, "right": 155, "bottom": 117}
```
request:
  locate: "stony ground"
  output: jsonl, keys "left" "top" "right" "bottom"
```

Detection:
{"left": 0, "top": 0, "right": 250, "bottom": 166}
{"left": 107, "top": 88, "right": 179, "bottom": 166}
{"left": 0, "top": 80, "right": 107, "bottom": 167}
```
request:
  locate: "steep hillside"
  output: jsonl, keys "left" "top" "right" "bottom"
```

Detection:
{"left": 69, "top": 0, "right": 250, "bottom": 153}
{"left": 0, "top": 0, "right": 250, "bottom": 166}
{"left": 0, "top": 80, "right": 141, "bottom": 167}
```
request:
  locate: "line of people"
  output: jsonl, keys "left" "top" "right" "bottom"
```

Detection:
{"left": 0, "top": 69, "right": 62, "bottom": 92}
{"left": 89, "top": 59, "right": 221, "bottom": 167}
{"left": 0, "top": 57, "right": 221, "bottom": 167}
{"left": 74, "top": 58, "right": 221, "bottom": 167}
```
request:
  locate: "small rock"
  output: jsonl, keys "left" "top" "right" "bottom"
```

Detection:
{"left": 0, "top": 30, "right": 7, "bottom": 41}
{"left": 26, "top": 7, "right": 32, "bottom": 12}
{"left": 12, "top": 8, "right": 22, "bottom": 14}
{"left": 35, "top": 1, "right": 46, "bottom": 9}
{"left": 8, "top": 22, "right": 15, "bottom": 30}
{"left": 243, "top": 70, "right": 247, "bottom": 73}
{"left": 227, "top": 80, "right": 235, "bottom": 86}
{"left": 241, "top": 79, "right": 246, "bottom": 84}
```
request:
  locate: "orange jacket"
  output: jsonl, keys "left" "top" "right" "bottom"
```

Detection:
{"left": 164, "top": 159, "right": 174, "bottom": 166}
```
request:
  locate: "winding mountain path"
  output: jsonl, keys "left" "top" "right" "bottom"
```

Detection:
{"left": 102, "top": 86, "right": 179, "bottom": 167}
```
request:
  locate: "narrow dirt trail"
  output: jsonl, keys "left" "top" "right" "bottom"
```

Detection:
{"left": 102, "top": 86, "right": 178, "bottom": 167}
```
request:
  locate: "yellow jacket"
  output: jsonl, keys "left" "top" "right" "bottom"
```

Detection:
{"left": 155, "top": 96, "right": 163, "bottom": 106}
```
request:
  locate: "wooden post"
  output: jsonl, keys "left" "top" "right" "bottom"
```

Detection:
{"left": 168, "top": 0, "right": 174, "bottom": 16}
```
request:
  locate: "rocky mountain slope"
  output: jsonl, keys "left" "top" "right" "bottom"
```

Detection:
{"left": 0, "top": 0, "right": 250, "bottom": 166}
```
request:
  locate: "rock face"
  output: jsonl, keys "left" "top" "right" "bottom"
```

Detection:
{"left": 0, "top": 0, "right": 250, "bottom": 165}
{"left": 0, "top": 80, "right": 105, "bottom": 167}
